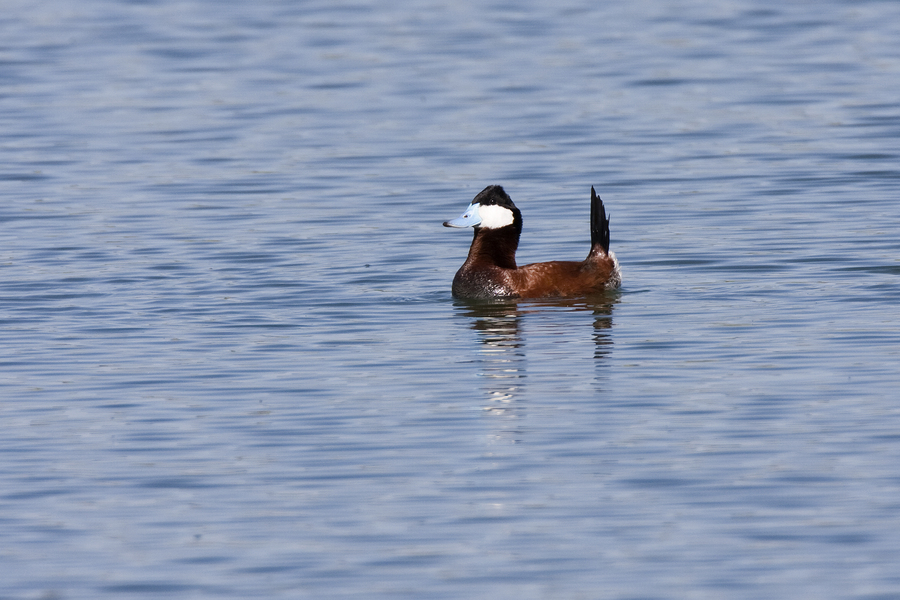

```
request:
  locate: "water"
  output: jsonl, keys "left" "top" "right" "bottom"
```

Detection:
{"left": 2, "top": 0, "right": 900, "bottom": 598}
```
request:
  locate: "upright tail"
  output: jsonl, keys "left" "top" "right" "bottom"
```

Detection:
{"left": 589, "top": 186, "right": 611, "bottom": 256}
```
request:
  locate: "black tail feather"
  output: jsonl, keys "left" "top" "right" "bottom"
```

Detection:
{"left": 590, "top": 186, "right": 610, "bottom": 255}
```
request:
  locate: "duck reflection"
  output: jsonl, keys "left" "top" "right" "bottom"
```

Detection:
{"left": 454, "top": 294, "right": 618, "bottom": 430}
{"left": 455, "top": 300, "right": 525, "bottom": 418}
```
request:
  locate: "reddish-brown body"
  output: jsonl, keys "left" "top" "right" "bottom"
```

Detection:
{"left": 451, "top": 226, "right": 620, "bottom": 299}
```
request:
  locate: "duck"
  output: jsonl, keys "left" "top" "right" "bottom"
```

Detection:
{"left": 443, "top": 185, "right": 621, "bottom": 299}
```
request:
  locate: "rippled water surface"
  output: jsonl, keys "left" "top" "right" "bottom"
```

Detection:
{"left": 2, "top": 0, "right": 900, "bottom": 598}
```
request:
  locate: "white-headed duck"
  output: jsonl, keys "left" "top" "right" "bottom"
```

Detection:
{"left": 443, "top": 185, "right": 621, "bottom": 299}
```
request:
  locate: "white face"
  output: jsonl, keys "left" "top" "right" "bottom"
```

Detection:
{"left": 445, "top": 202, "right": 516, "bottom": 229}
{"left": 475, "top": 204, "right": 514, "bottom": 229}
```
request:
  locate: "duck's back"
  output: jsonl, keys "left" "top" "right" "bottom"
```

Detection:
{"left": 511, "top": 255, "right": 620, "bottom": 298}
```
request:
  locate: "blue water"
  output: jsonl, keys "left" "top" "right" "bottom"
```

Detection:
{"left": 2, "top": 0, "right": 900, "bottom": 598}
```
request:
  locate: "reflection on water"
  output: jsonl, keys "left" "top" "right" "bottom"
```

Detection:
{"left": 587, "top": 299, "right": 615, "bottom": 361}
{"left": 454, "top": 295, "right": 618, "bottom": 430}
{"left": 457, "top": 300, "right": 525, "bottom": 419}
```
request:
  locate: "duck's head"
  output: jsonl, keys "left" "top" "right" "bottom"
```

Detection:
{"left": 443, "top": 185, "right": 522, "bottom": 231}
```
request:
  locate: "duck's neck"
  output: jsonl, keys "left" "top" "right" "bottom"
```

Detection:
{"left": 465, "top": 225, "right": 519, "bottom": 270}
